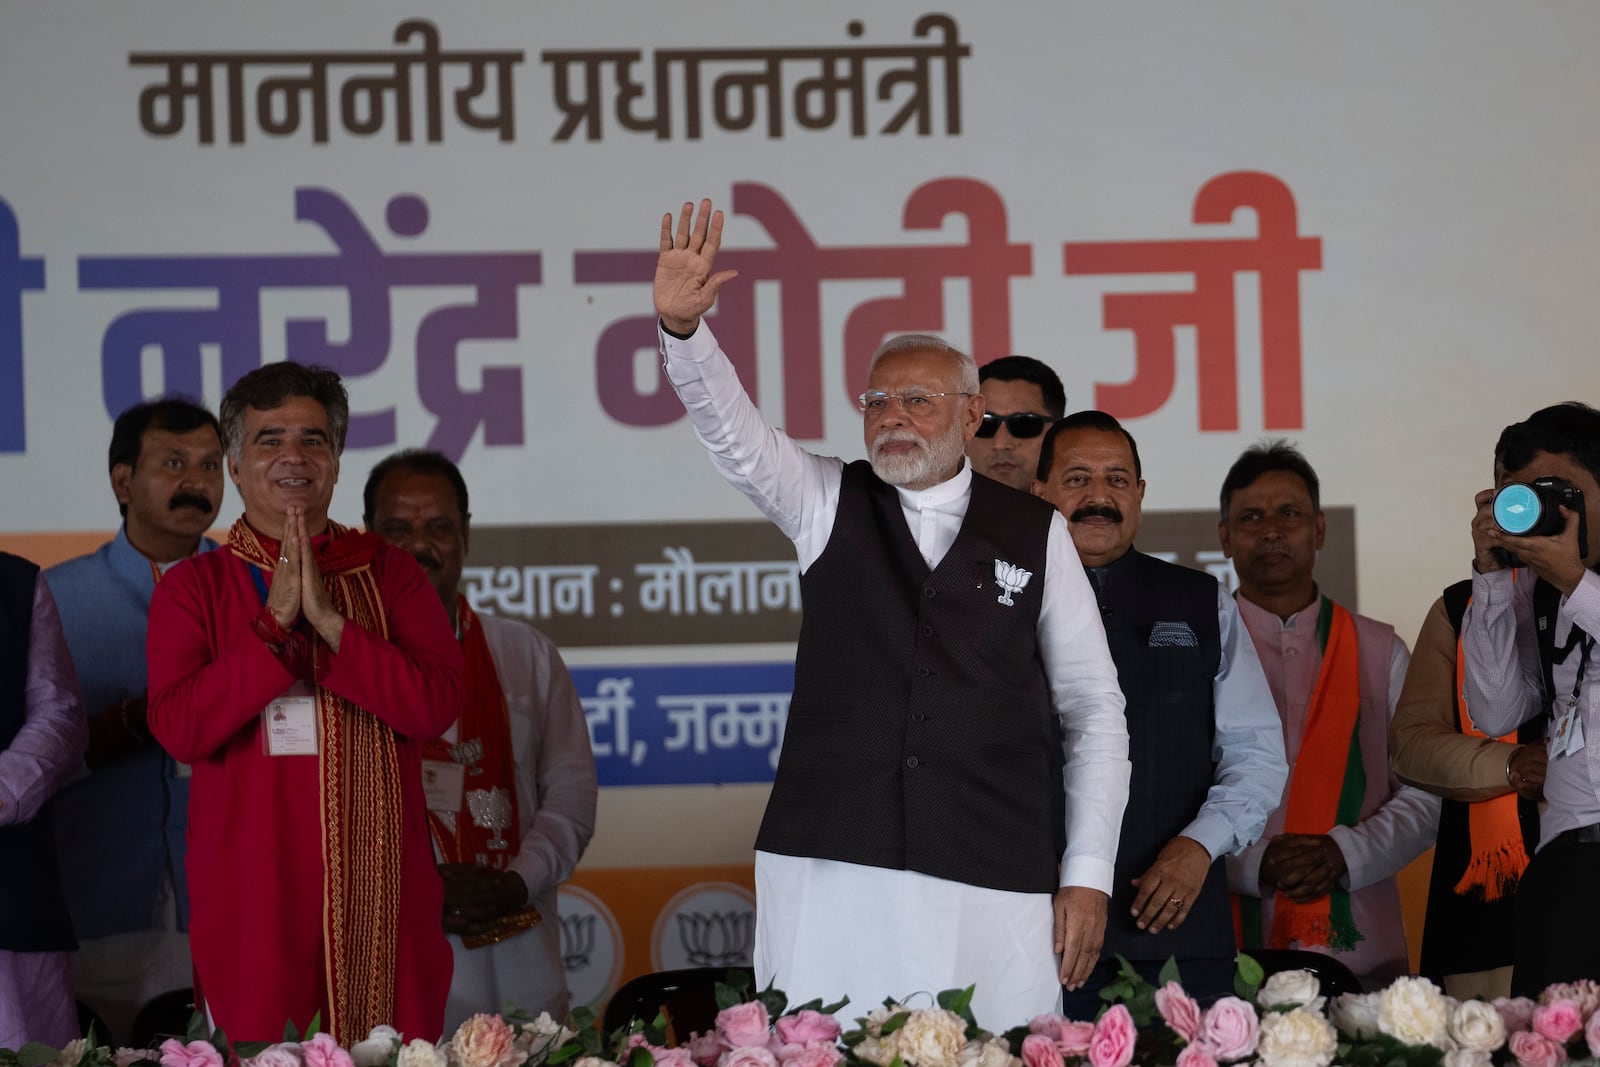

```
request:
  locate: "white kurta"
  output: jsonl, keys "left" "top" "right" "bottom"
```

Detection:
{"left": 661, "top": 322, "right": 1129, "bottom": 1027}
{"left": 440, "top": 613, "right": 598, "bottom": 1033}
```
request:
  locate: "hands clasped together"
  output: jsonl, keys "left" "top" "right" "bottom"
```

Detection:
{"left": 265, "top": 505, "right": 346, "bottom": 654}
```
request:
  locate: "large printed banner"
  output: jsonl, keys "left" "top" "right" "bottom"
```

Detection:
{"left": 6, "top": 4, "right": 1596, "bottom": 978}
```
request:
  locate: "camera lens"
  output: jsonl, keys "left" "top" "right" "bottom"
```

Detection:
{"left": 1494, "top": 483, "right": 1545, "bottom": 535}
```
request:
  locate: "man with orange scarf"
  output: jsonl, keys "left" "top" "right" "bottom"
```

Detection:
{"left": 1218, "top": 442, "right": 1438, "bottom": 986}
{"left": 146, "top": 364, "right": 462, "bottom": 1041}
{"left": 363, "top": 449, "right": 596, "bottom": 1031}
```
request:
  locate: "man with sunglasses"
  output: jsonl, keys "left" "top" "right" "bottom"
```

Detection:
{"left": 654, "top": 199, "right": 1128, "bottom": 1024}
{"left": 966, "top": 356, "right": 1064, "bottom": 492}
{"left": 1031, "top": 412, "right": 1284, "bottom": 1011}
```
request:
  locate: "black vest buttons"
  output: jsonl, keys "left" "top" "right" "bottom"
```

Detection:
{"left": 905, "top": 756, "right": 920, "bottom": 768}
{"left": 915, "top": 666, "right": 931, "bottom": 677}
{"left": 923, "top": 586, "right": 937, "bottom": 598}
{"left": 922, "top": 624, "right": 935, "bottom": 637}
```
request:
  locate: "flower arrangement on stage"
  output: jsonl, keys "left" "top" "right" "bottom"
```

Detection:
{"left": 6, "top": 963, "right": 1600, "bottom": 1067}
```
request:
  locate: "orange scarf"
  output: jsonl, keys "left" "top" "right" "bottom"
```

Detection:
{"left": 423, "top": 597, "right": 521, "bottom": 866}
{"left": 1453, "top": 610, "right": 1530, "bottom": 900}
{"left": 1268, "top": 597, "right": 1365, "bottom": 952}
{"left": 229, "top": 517, "right": 401, "bottom": 1042}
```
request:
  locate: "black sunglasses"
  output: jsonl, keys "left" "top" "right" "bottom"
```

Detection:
{"left": 974, "top": 412, "right": 1051, "bottom": 439}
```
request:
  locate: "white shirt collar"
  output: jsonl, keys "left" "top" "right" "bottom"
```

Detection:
{"left": 892, "top": 460, "right": 972, "bottom": 510}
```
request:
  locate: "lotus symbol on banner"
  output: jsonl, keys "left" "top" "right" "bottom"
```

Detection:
{"left": 676, "top": 909, "right": 756, "bottom": 966}
{"left": 466, "top": 786, "right": 513, "bottom": 849}
{"left": 994, "top": 559, "right": 1033, "bottom": 606}
{"left": 449, "top": 736, "right": 485, "bottom": 775}
{"left": 561, "top": 912, "right": 596, "bottom": 970}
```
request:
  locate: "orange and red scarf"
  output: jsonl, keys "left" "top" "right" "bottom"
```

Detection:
{"left": 229, "top": 517, "right": 401, "bottom": 1042}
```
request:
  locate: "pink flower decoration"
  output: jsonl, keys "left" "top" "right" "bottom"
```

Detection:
{"left": 1156, "top": 982, "right": 1203, "bottom": 1043}
{"left": 1021, "top": 1033, "right": 1065, "bottom": 1067}
{"left": 1585, "top": 1012, "right": 1600, "bottom": 1058}
{"left": 450, "top": 1015, "right": 521, "bottom": 1067}
{"left": 1509, "top": 1030, "right": 1567, "bottom": 1067}
{"left": 1057, "top": 1022, "right": 1096, "bottom": 1057}
{"left": 302, "top": 1035, "right": 354, "bottom": 1067}
{"left": 1534, "top": 1001, "right": 1584, "bottom": 1044}
{"left": 777, "top": 1045, "right": 842, "bottom": 1067}
{"left": 689, "top": 1033, "right": 729, "bottom": 1067}
{"left": 159, "top": 1041, "right": 224, "bottom": 1067}
{"left": 1088, "top": 1005, "right": 1137, "bottom": 1067}
{"left": 653, "top": 1050, "right": 697, "bottom": 1067}
{"left": 1175, "top": 1044, "right": 1219, "bottom": 1067}
{"left": 1497, "top": 998, "right": 1538, "bottom": 1034}
{"left": 716, "top": 1003, "right": 773, "bottom": 1051}
{"left": 243, "top": 1048, "right": 303, "bottom": 1067}
{"left": 719, "top": 1048, "right": 778, "bottom": 1067}
{"left": 775, "top": 1012, "right": 841, "bottom": 1046}
{"left": 1028, "top": 1016, "right": 1067, "bottom": 1042}
{"left": 1198, "top": 998, "right": 1259, "bottom": 1062}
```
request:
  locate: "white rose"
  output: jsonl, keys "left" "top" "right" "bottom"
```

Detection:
{"left": 1256, "top": 1009, "right": 1338, "bottom": 1067}
{"left": 1329, "top": 993, "right": 1382, "bottom": 1040}
{"left": 397, "top": 1040, "right": 450, "bottom": 1067}
{"left": 956, "top": 1039, "right": 1016, "bottom": 1067}
{"left": 1258, "top": 971, "right": 1326, "bottom": 1013}
{"left": 896, "top": 1009, "right": 967, "bottom": 1067}
{"left": 1448, "top": 1001, "right": 1506, "bottom": 1054}
{"left": 1442, "top": 1050, "right": 1493, "bottom": 1067}
{"left": 353, "top": 1027, "right": 402, "bottom": 1067}
{"left": 51, "top": 1039, "right": 87, "bottom": 1067}
{"left": 854, "top": 1037, "right": 901, "bottom": 1067}
{"left": 1378, "top": 976, "right": 1452, "bottom": 1048}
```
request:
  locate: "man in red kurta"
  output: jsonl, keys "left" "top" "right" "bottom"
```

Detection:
{"left": 147, "top": 363, "right": 462, "bottom": 1042}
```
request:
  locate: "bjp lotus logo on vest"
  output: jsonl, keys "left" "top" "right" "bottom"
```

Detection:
{"left": 994, "top": 559, "right": 1033, "bottom": 606}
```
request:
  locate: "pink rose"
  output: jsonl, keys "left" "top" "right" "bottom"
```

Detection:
{"left": 1586, "top": 1012, "right": 1600, "bottom": 1058}
{"left": 689, "top": 1033, "right": 728, "bottom": 1067}
{"left": 302, "top": 1035, "right": 354, "bottom": 1067}
{"left": 1088, "top": 1005, "right": 1136, "bottom": 1067}
{"left": 717, "top": 1003, "right": 773, "bottom": 1051}
{"left": 451, "top": 1015, "right": 521, "bottom": 1067}
{"left": 777, "top": 1045, "right": 842, "bottom": 1067}
{"left": 1534, "top": 1002, "right": 1584, "bottom": 1044}
{"left": 1021, "top": 1034, "right": 1065, "bottom": 1067}
{"left": 1175, "top": 1045, "right": 1218, "bottom": 1067}
{"left": 1028, "top": 1016, "right": 1067, "bottom": 1042}
{"left": 1156, "top": 983, "right": 1203, "bottom": 1043}
{"left": 775, "top": 1012, "right": 841, "bottom": 1047}
{"left": 1199, "top": 998, "right": 1259, "bottom": 1062}
{"left": 1509, "top": 1031, "right": 1567, "bottom": 1067}
{"left": 159, "top": 1041, "right": 224, "bottom": 1067}
{"left": 1498, "top": 998, "right": 1538, "bottom": 1034}
{"left": 719, "top": 1048, "right": 778, "bottom": 1067}
{"left": 1057, "top": 1023, "right": 1096, "bottom": 1058}
{"left": 243, "top": 1047, "right": 304, "bottom": 1067}
{"left": 653, "top": 1050, "right": 697, "bottom": 1067}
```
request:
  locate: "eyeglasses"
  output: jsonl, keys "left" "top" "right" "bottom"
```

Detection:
{"left": 973, "top": 412, "right": 1051, "bottom": 439}
{"left": 856, "top": 390, "right": 973, "bottom": 414}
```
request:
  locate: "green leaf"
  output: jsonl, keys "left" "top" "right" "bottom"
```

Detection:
{"left": 714, "top": 981, "right": 745, "bottom": 1011}
{"left": 936, "top": 986, "right": 975, "bottom": 1016}
{"left": 303, "top": 1011, "right": 323, "bottom": 1040}
{"left": 878, "top": 1011, "right": 910, "bottom": 1037}
{"left": 233, "top": 1044, "right": 270, "bottom": 1060}
{"left": 1235, "top": 952, "right": 1265, "bottom": 989}
{"left": 819, "top": 997, "right": 851, "bottom": 1017}
{"left": 628, "top": 1046, "right": 655, "bottom": 1067}
{"left": 1157, "top": 957, "right": 1181, "bottom": 988}
{"left": 209, "top": 1030, "right": 229, "bottom": 1056}
{"left": 283, "top": 1019, "right": 301, "bottom": 1043}
{"left": 16, "top": 1044, "right": 58, "bottom": 1067}
{"left": 186, "top": 1012, "right": 209, "bottom": 1043}
{"left": 757, "top": 987, "right": 788, "bottom": 1020}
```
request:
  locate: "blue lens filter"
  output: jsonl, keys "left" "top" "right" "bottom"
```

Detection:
{"left": 1494, "top": 483, "right": 1543, "bottom": 535}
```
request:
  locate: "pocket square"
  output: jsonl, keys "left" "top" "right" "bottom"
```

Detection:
{"left": 1148, "top": 621, "right": 1198, "bottom": 647}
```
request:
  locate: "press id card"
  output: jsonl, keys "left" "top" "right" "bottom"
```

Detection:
{"left": 422, "top": 760, "right": 467, "bottom": 813}
{"left": 263, "top": 682, "right": 318, "bottom": 756}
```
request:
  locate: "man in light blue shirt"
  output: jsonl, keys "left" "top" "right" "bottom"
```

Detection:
{"left": 46, "top": 398, "right": 224, "bottom": 1042}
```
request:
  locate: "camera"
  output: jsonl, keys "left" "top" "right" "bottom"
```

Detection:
{"left": 1492, "top": 476, "right": 1587, "bottom": 567}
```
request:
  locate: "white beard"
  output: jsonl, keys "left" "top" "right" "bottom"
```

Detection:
{"left": 868, "top": 419, "right": 968, "bottom": 490}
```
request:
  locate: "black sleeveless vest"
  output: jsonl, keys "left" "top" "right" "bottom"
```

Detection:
{"left": 1417, "top": 579, "right": 1540, "bottom": 978}
{"left": 1090, "top": 550, "right": 1233, "bottom": 961}
{"left": 757, "top": 462, "right": 1060, "bottom": 892}
{"left": 0, "top": 552, "right": 77, "bottom": 951}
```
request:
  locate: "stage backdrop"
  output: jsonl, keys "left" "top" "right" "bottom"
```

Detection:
{"left": 5, "top": 1, "right": 1600, "bottom": 1008}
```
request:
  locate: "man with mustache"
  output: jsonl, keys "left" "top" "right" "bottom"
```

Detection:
{"left": 1218, "top": 442, "right": 1438, "bottom": 985}
{"left": 46, "top": 398, "right": 224, "bottom": 1041}
{"left": 654, "top": 200, "right": 1127, "bottom": 1022}
{"left": 144, "top": 364, "right": 462, "bottom": 1041}
{"left": 1030, "top": 412, "right": 1284, "bottom": 1010}
{"left": 363, "top": 449, "right": 596, "bottom": 1030}
{"left": 965, "top": 355, "right": 1064, "bottom": 491}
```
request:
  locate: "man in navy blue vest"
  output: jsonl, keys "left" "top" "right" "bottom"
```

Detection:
{"left": 1461, "top": 402, "right": 1600, "bottom": 994}
{"left": 46, "top": 398, "right": 224, "bottom": 1041}
{"left": 1031, "top": 412, "right": 1285, "bottom": 1009}
{"left": 653, "top": 199, "right": 1129, "bottom": 1023}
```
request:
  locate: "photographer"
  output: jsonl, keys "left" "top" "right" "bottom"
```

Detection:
{"left": 1462, "top": 402, "right": 1600, "bottom": 994}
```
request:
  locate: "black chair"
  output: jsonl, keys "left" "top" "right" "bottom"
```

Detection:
{"left": 129, "top": 988, "right": 197, "bottom": 1046}
{"left": 1250, "top": 949, "right": 1363, "bottom": 998}
{"left": 602, "top": 967, "right": 755, "bottom": 1042}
